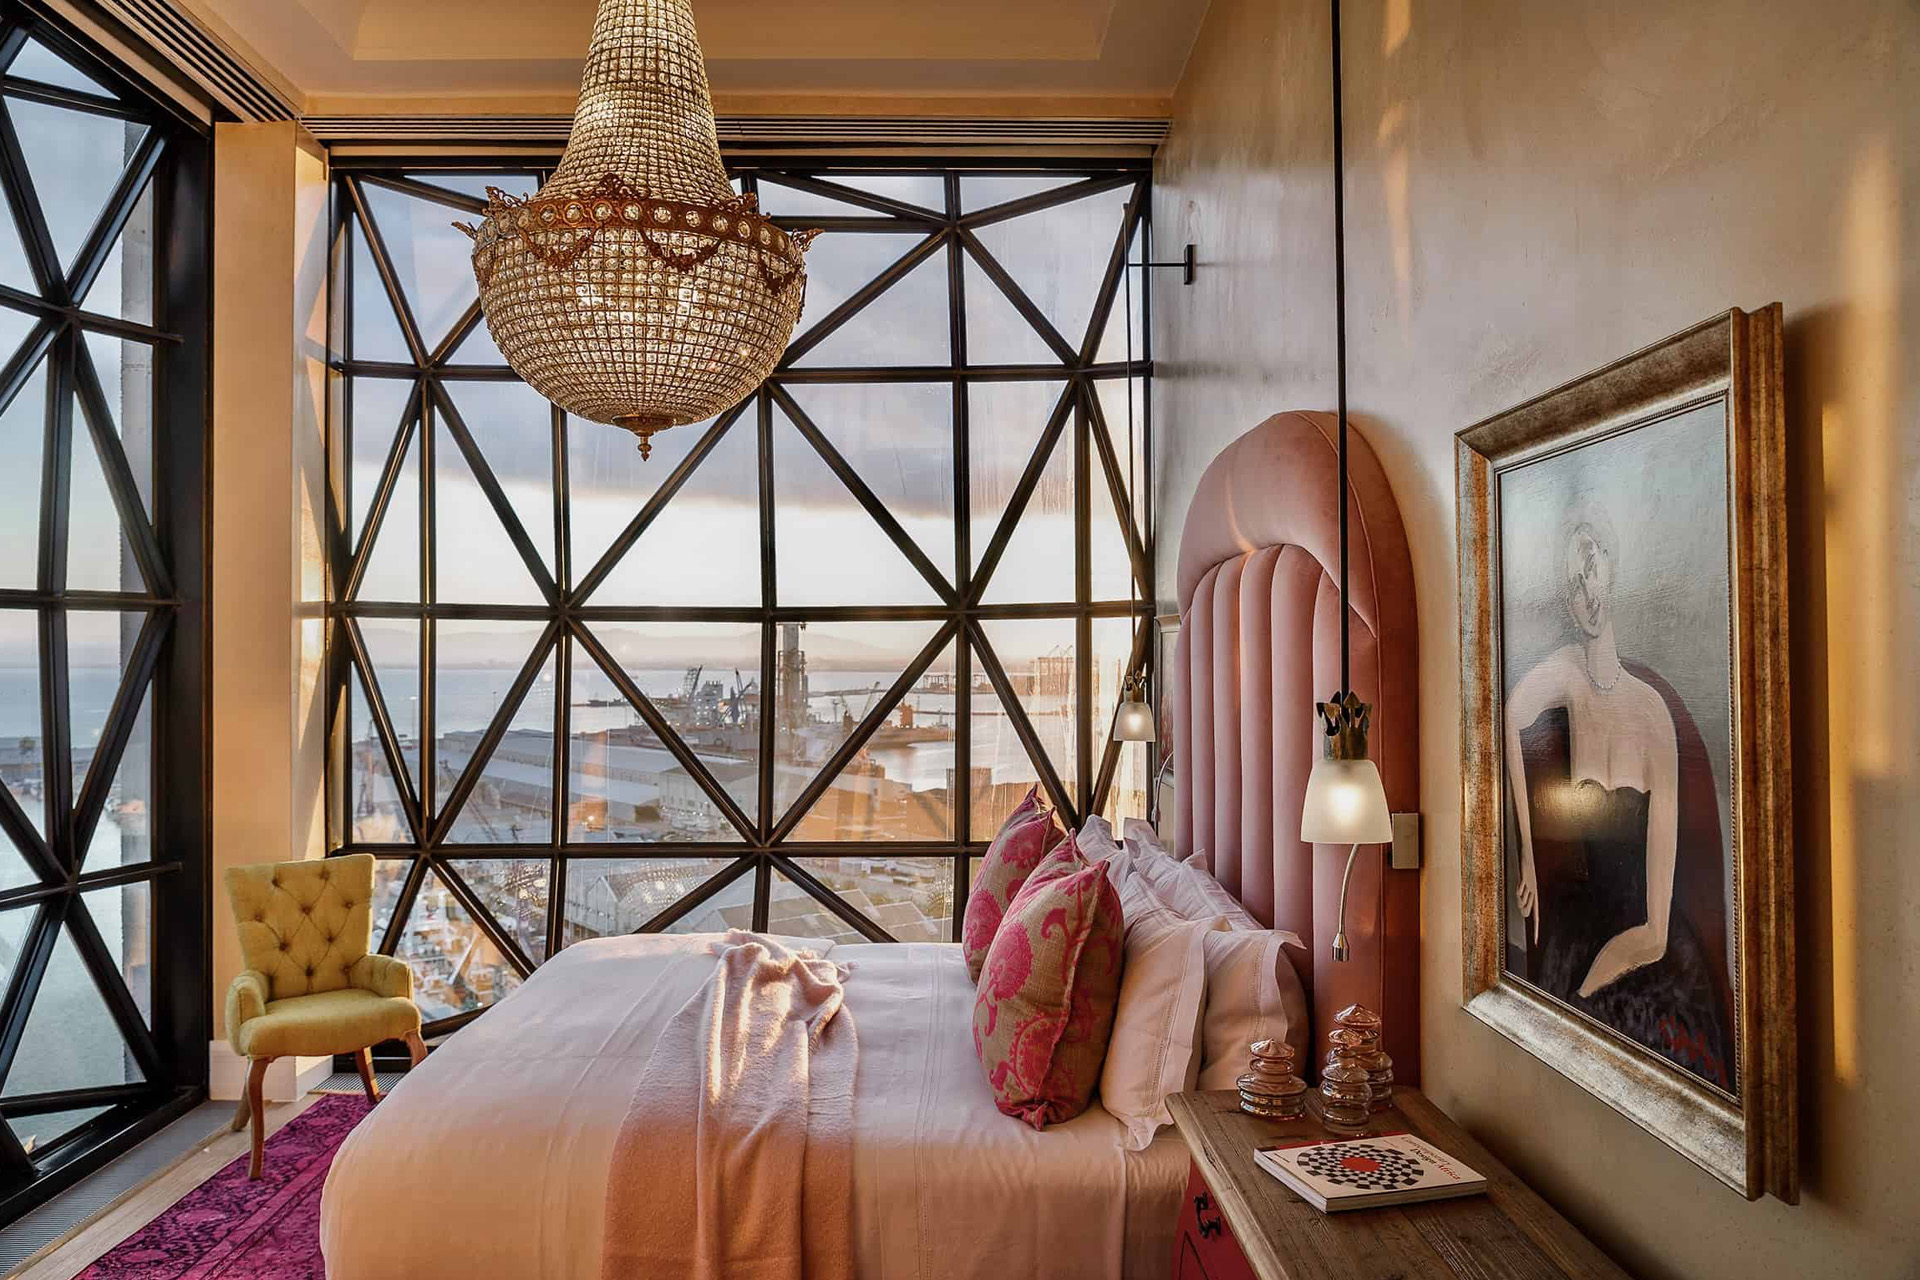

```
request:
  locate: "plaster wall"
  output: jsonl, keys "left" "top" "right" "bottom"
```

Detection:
{"left": 208, "top": 121, "right": 331, "bottom": 1048}
{"left": 1152, "top": 1, "right": 1917, "bottom": 1274}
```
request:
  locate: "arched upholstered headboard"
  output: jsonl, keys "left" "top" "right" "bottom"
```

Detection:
{"left": 1173, "top": 411, "right": 1420, "bottom": 1079}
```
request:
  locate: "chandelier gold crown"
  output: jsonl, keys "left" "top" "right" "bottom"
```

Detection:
{"left": 455, "top": 0, "right": 816, "bottom": 459}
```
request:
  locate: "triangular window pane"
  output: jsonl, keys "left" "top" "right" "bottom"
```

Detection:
{"left": 960, "top": 174, "right": 1086, "bottom": 214}
{"left": 81, "top": 882, "right": 149, "bottom": 1024}
{"left": 358, "top": 618, "right": 421, "bottom": 798}
{"left": 10, "top": 1106, "right": 110, "bottom": 1157}
{"left": 404, "top": 173, "right": 537, "bottom": 204}
{"left": 0, "top": 304, "right": 36, "bottom": 367}
{"left": 76, "top": 179, "right": 154, "bottom": 326}
{"left": 8, "top": 38, "right": 113, "bottom": 97}
{"left": 65, "top": 402, "right": 144, "bottom": 594}
{"left": 1094, "top": 223, "right": 1145, "bottom": 365}
{"left": 767, "top": 865, "right": 867, "bottom": 945}
{"left": 772, "top": 620, "right": 940, "bottom": 825}
{"left": 368, "top": 857, "right": 413, "bottom": 946}
{"left": 0, "top": 909, "right": 31, "bottom": 1009}
{"left": 592, "top": 414, "right": 760, "bottom": 607}
{"left": 1090, "top": 440, "right": 1138, "bottom": 603}
{"left": 82, "top": 332, "right": 153, "bottom": 513}
{"left": 831, "top": 174, "right": 946, "bottom": 214}
{"left": 966, "top": 380, "right": 1064, "bottom": 573}
{"left": 10, "top": 101, "right": 147, "bottom": 271}
{"left": 347, "top": 377, "right": 416, "bottom": 548}
{"left": 979, "top": 418, "right": 1074, "bottom": 606}
{"left": 571, "top": 622, "right": 758, "bottom": 838}
{"left": 350, "top": 215, "right": 411, "bottom": 363}
{"left": 561, "top": 858, "right": 742, "bottom": 943}
{"left": 448, "top": 318, "right": 508, "bottom": 366}
{"left": 568, "top": 411, "right": 716, "bottom": 586}
{"left": 362, "top": 184, "right": 479, "bottom": 354}
{"left": 787, "top": 233, "right": 928, "bottom": 354}
{"left": 773, "top": 405, "right": 938, "bottom": 606}
{"left": 787, "top": 383, "right": 952, "bottom": 582}
{"left": 444, "top": 382, "right": 554, "bottom": 574}
{"left": 0, "top": 355, "right": 48, "bottom": 591}
{"left": 0, "top": 198, "right": 34, "bottom": 293}
{"left": 80, "top": 682, "right": 149, "bottom": 869}
{"left": 354, "top": 426, "right": 419, "bottom": 602}
{"left": 448, "top": 859, "right": 550, "bottom": 963}
{"left": 434, "top": 419, "right": 544, "bottom": 605}
{"left": 797, "top": 251, "right": 949, "bottom": 368}
{"left": 4, "top": 924, "right": 146, "bottom": 1104}
{"left": 972, "top": 184, "right": 1133, "bottom": 357}
{"left": 393, "top": 868, "right": 521, "bottom": 1021}
{"left": 0, "top": 606, "right": 45, "bottom": 880}
{"left": 1095, "top": 378, "right": 1147, "bottom": 542}
{"left": 794, "top": 857, "right": 952, "bottom": 941}
{"left": 66, "top": 610, "right": 140, "bottom": 801}
{"left": 963, "top": 254, "right": 1059, "bottom": 366}
{"left": 348, "top": 666, "right": 412, "bottom": 844}
{"left": 792, "top": 637, "right": 956, "bottom": 843}
{"left": 1092, "top": 617, "right": 1149, "bottom": 825}
{"left": 439, "top": 630, "right": 556, "bottom": 844}
{"left": 756, "top": 179, "right": 890, "bottom": 220}
{"left": 977, "top": 619, "right": 1078, "bottom": 813}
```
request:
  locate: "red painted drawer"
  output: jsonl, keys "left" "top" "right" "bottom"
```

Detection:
{"left": 1174, "top": 1160, "right": 1260, "bottom": 1280}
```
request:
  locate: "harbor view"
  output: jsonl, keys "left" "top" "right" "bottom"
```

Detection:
{"left": 342, "top": 617, "right": 1149, "bottom": 1020}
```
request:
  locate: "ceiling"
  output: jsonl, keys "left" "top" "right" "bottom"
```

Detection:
{"left": 182, "top": 0, "right": 1210, "bottom": 117}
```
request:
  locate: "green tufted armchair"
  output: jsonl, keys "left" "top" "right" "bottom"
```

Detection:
{"left": 224, "top": 853, "right": 426, "bottom": 1178}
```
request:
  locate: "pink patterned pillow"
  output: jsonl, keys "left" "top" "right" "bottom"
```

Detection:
{"left": 971, "top": 841, "right": 1126, "bottom": 1129}
{"left": 962, "top": 787, "right": 1065, "bottom": 982}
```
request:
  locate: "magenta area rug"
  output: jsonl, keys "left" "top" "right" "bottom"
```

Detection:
{"left": 79, "top": 1094, "right": 372, "bottom": 1280}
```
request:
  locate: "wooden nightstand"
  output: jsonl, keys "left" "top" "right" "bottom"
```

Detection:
{"left": 1165, "top": 1090, "right": 1629, "bottom": 1280}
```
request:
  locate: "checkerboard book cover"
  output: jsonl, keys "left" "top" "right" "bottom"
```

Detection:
{"left": 1253, "top": 1133, "right": 1488, "bottom": 1213}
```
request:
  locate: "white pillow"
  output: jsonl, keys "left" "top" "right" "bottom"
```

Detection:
{"left": 1119, "top": 818, "right": 1262, "bottom": 932}
{"left": 1193, "top": 928, "right": 1311, "bottom": 1091}
{"left": 1099, "top": 886, "right": 1225, "bottom": 1149}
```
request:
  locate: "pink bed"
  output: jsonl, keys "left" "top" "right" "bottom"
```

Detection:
{"left": 318, "top": 410, "right": 1422, "bottom": 1277}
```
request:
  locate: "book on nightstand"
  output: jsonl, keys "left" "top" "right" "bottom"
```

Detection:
{"left": 1254, "top": 1131, "right": 1489, "bottom": 1213}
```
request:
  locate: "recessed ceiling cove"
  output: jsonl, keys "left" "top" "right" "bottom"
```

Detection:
{"left": 188, "top": 0, "right": 1209, "bottom": 114}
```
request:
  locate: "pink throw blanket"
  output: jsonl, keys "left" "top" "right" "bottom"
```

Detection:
{"left": 603, "top": 932, "right": 858, "bottom": 1280}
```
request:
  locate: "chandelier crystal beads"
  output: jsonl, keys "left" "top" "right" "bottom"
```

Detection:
{"left": 457, "top": 0, "right": 815, "bottom": 459}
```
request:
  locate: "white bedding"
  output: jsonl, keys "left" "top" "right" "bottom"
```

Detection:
{"left": 320, "top": 935, "right": 1187, "bottom": 1279}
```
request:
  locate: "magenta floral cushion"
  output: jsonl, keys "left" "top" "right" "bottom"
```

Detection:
{"left": 962, "top": 787, "right": 1065, "bottom": 982}
{"left": 971, "top": 840, "right": 1126, "bottom": 1129}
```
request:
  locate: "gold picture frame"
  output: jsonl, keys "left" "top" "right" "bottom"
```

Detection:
{"left": 1456, "top": 305, "right": 1795, "bottom": 1202}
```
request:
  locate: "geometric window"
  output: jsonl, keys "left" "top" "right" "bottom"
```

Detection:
{"left": 329, "top": 163, "right": 1152, "bottom": 1034}
{"left": 0, "top": 13, "right": 208, "bottom": 1219}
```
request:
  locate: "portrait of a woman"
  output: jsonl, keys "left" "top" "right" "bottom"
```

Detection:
{"left": 1502, "top": 504, "right": 1736, "bottom": 1093}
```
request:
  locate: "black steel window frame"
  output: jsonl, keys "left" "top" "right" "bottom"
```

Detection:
{"left": 0, "top": 1, "right": 210, "bottom": 1227}
{"left": 327, "top": 157, "right": 1155, "bottom": 1038}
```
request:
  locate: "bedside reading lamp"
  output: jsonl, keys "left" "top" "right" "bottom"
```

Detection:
{"left": 1298, "top": 0, "right": 1392, "bottom": 964}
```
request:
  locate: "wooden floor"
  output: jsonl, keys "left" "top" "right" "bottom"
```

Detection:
{"left": 10, "top": 1093, "right": 327, "bottom": 1280}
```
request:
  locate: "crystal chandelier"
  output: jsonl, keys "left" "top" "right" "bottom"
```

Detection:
{"left": 458, "top": 0, "right": 816, "bottom": 459}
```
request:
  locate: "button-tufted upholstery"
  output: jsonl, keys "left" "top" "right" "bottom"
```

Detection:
{"left": 224, "top": 854, "right": 421, "bottom": 1059}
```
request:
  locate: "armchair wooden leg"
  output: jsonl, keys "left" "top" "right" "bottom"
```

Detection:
{"left": 245, "top": 1057, "right": 270, "bottom": 1181}
{"left": 403, "top": 1029, "right": 428, "bottom": 1069}
{"left": 354, "top": 1047, "right": 380, "bottom": 1104}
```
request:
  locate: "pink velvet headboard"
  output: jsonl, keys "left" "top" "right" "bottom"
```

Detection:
{"left": 1173, "top": 411, "right": 1420, "bottom": 1080}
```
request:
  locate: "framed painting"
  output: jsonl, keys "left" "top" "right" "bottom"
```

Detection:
{"left": 1456, "top": 306, "right": 1796, "bottom": 1202}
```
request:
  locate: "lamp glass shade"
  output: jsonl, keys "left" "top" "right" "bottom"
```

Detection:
{"left": 1113, "top": 698, "right": 1157, "bottom": 742}
{"left": 1300, "top": 756, "right": 1391, "bottom": 843}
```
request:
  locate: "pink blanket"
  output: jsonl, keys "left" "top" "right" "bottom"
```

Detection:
{"left": 602, "top": 931, "right": 859, "bottom": 1280}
